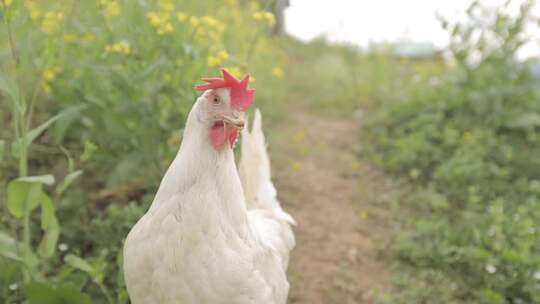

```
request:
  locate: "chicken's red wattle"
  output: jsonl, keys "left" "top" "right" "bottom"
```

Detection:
{"left": 210, "top": 122, "right": 238, "bottom": 148}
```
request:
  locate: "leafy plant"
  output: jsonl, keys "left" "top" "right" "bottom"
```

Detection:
{"left": 1, "top": 0, "right": 288, "bottom": 302}
{"left": 369, "top": 1, "right": 540, "bottom": 302}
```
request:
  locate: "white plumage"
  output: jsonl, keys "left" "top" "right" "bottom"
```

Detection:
{"left": 123, "top": 88, "right": 295, "bottom": 304}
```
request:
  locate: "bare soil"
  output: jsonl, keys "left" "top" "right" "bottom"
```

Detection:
{"left": 268, "top": 105, "right": 396, "bottom": 304}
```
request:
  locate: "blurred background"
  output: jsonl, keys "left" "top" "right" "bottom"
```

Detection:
{"left": 1, "top": 0, "right": 539, "bottom": 303}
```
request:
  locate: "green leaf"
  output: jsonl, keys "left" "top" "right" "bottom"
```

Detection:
{"left": 26, "top": 282, "right": 92, "bottom": 304}
{"left": 0, "top": 74, "right": 20, "bottom": 105}
{"left": 117, "top": 289, "right": 129, "bottom": 304}
{"left": 38, "top": 216, "right": 59, "bottom": 258}
{"left": 80, "top": 140, "right": 97, "bottom": 161}
{"left": 12, "top": 105, "right": 85, "bottom": 156}
{"left": 27, "top": 107, "right": 83, "bottom": 145}
{"left": 26, "top": 282, "right": 56, "bottom": 304}
{"left": 90, "top": 255, "right": 107, "bottom": 284}
{"left": 506, "top": 112, "right": 540, "bottom": 129}
{"left": 106, "top": 152, "right": 143, "bottom": 187}
{"left": 53, "top": 108, "right": 83, "bottom": 144}
{"left": 17, "top": 174, "right": 55, "bottom": 185}
{"left": 7, "top": 180, "right": 42, "bottom": 218}
{"left": 56, "top": 170, "right": 83, "bottom": 196}
{"left": 6, "top": 175, "right": 54, "bottom": 218}
{"left": 65, "top": 254, "right": 93, "bottom": 273}
{"left": 0, "top": 231, "right": 21, "bottom": 262}
{"left": 40, "top": 193, "right": 55, "bottom": 230}
{"left": 41, "top": 192, "right": 56, "bottom": 230}
{"left": 133, "top": 56, "right": 166, "bottom": 81}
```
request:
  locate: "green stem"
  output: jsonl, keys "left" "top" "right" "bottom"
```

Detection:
{"left": 97, "top": 281, "right": 114, "bottom": 304}
{"left": 20, "top": 117, "right": 30, "bottom": 282}
{"left": 3, "top": 0, "right": 32, "bottom": 282}
{"left": 2, "top": 0, "right": 27, "bottom": 177}
{"left": 19, "top": 142, "right": 28, "bottom": 176}
{"left": 27, "top": 0, "right": 77, "bottom": 129}
{"left": 22, "top": 198, "right": 31, "bottom": 281}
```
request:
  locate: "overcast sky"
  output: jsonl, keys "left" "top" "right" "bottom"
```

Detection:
{"left": 285, "top": 0, "right": 540, "bottom": 58}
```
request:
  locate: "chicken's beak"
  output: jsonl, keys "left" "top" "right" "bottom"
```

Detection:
{"left": 221, "top": 113, "right": 245, "bottom": 130}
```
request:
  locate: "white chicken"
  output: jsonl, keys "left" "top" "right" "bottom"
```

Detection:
{"left": 123, "top": 69, "right": 295, "bottom": 304}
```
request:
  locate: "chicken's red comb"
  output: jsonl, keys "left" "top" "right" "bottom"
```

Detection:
{"left": 194, "top": 69, "right": 255, "bottom": 112}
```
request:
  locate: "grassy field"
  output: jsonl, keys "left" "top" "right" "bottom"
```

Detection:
{"left": 1, "top": 0, "right": 540, "bottom": 303}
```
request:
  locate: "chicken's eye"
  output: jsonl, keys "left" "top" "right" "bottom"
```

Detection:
{"left": 212, "top": 96, "right": 221, "bottom": 105}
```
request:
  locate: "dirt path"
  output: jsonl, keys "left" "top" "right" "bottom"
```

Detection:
{"left": 268, "top": 105, "right": 396, "bottom": 304}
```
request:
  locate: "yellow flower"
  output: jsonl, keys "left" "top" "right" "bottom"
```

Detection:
{"left": 30, "top": 9, "right": 41, "bottom": 20}
{"left": 207, "top": 56, "right": 221, "bottom": 67}
{"left": 163, "top": 73, "right": 172, "bottom": 82}
{"left": 271, "top": 67, "right": 284, "bottom": 79}
{"left": 42, "top": 83, "right": 52, "bottom": 94}
{"left": 100, "top": 0, "right": 120, "bottom": 18}
{"left": 147, "top": 12, "right": 162, "bottom": 27}
{"left": 217, "top": 50, "right": 229, "bottom": 61}
{"left": 158, "top": 0, "right": 174, "bottom": 12}
{"left": 264, "top": 12, "right": 275, "bottom": 27}
{"left": 42, "top": 66, "right": 61, "bottom": 93}
{"left": 290, "top": 161, "right": 303, "bottom": 172}
{"left": 24, "top": 0, "right": 41, "bottom": 20}
{"left": 207, "top": 50, "right": 230, "bottom": 67}
{"left": 147, "top": 11, "right": 174, "bottom": 35}
{"left": 24, "top": 0, "right": 41, "bottom": 21}
{"left": 63, "top": 33, "right": 78, "bottom": 43}
{"left": 253, "top": 11, "right": 264, "bottom": 21}
{"left": 253, "top": 11, "right": 275, "bottom": 27}
{"left": 226, "top": 67, "right": 243, "bottom": 78}
{"left": 201, "top": 16, "right": 218, "bottom": 27}
{"left": 105, "top": 41, "right": 131, "bottom": 55}
{"left": 358, "top": 211, "right": 369, "bottom": 220}
{"left": 40, "top": 11, "right": 65, "bottom": 34}
{"left": 43, "top": 69, "right": 56, "bottom": 82}
{"left": 176, "top": 12, "right": 188, "bottom": 22}
{"left": 4, "top": 0, "right": 13, "bottom": 7}
{"left": 158, "top": 22, "right": 174, "bottom": 35}
{"left": 189, "top": 16, "right": 200, "bottom": 28}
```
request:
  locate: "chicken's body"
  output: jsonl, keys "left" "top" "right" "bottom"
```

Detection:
{"left": 124, "top": 82, "right": 295, "bottom": 304}
{"left": 240, "top": 110, "right": 296, "bottom": 270}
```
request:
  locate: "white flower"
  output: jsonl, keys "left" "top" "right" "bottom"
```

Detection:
{"left": 59, "top": 243, "right": 69, "bottom": 252}
{"left": 485, "top": 264, "right": 497, "bottom": 274}
{"left": 9, "top": 283, "right": 18, "bottom": 291}
{"left": 533, "top": 271, "right": 540, "bottom": 280}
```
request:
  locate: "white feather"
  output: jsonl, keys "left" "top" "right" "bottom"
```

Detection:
{"left": 124, "top": 101, "right": 294, "bottom": 304}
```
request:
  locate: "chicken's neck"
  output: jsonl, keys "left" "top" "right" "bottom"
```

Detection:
{"left": 149, "top": 103, "right": 248, "bottom": 231}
